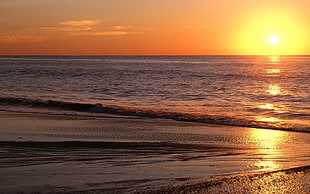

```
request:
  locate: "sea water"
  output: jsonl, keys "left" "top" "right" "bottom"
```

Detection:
{"left": 0, "top": 55, "right": 310, "bottom": 131}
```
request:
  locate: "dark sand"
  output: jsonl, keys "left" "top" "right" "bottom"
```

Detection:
{"left": 0, "top": 111, "right": 309, "bottom": 193}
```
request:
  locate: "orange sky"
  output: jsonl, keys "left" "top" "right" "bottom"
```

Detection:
{"left": 0, "top": 0, "right": 309, "bottom": 55}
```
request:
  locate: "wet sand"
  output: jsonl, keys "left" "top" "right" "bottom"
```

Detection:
{"left": 0, "top": 111, "right": 309, "bottom": 193}
{"left": 150, "top": 165, "right": 310, "bottom": 193}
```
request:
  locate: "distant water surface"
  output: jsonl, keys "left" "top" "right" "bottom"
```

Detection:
{"left": 0, "top": 55, "right": 310, "bottom": 131}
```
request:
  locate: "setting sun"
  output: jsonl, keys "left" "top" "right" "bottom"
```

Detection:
{"left": 269, "top": 35, "right": 279, "bottom": 45}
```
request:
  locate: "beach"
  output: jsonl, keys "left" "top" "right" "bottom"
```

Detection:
{"left": 1, "top": 111, "right": 309, "bottom": 193}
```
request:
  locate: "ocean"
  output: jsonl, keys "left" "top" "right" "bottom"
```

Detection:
{"left": 1, "top": 55, "right": 309, "bottom": 132}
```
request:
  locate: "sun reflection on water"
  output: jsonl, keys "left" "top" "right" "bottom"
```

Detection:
{"left": 266, "top": 56, "right": 281, "bottom": 76}
{"left": 266, "top": 68, "right": 281, "bottom": 76}
{"left": 268, "top": 56, "right": 280, "bottom": 63}
{"left": 266, "top": 84, "right": 282, "bottom": 95}
{"left": 255, "top": 116, "right": 282, "bottom": 123}
{"left": 258, "top": 103, "right": 287, "bottom": 114}
{"left": 252, "top": 55, "right": 289, "bottom": 172}
{"left": 250, "top": 128, "right": 288, "bottom": 171}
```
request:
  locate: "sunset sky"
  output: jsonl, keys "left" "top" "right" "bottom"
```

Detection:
{"left": 1, "top": 0, "right": 309, "bottom": 55}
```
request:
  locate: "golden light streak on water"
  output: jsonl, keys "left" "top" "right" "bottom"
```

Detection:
{"left": 259, "top": 103, "right": 276, "bottom": 110}
{"left": 268, "top": 56, "right": 280, "bottom": 63}
{"left": 266, "top": 84, "right": 282, "bottom": 95}
{"left": 258, "top": 103, "right": 287, "bottom": 114}
{"left": 255, "top": 116, "right": 282, "bottom": 123}
{"left": 249, "top": 128, "right": 289, "bottom": 171}
{"left": 266, "top": 68, "right": 281, "bottom": 76}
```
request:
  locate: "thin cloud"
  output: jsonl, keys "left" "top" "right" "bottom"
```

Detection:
{"left": 58, "top": 26, "right": 93, "bottom": 32}
{"left": 46, "top": 20, "right": 102, "bottom": 32}
{"left": 113, "top": 25, "right": 131, "bottom": 30}
{"left": 53, "top": 20, "right": 138, "bottom": 36}
{"left": 0, "top": 34, "right": 45, "bottom": 43}
{"left": 38, "top": 20, "right": 101, "bottom": 34}
{"left": 60, "top": 20, "right": 101, "bottom": 27}
{"left": 67, "top": 31, "right": 138, "bottom": 36}
{"left": 0, "top": 20, "right": 139, "bottom": 43}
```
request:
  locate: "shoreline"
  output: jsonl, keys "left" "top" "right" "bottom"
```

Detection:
{"left": 1, "top": 110, "right": 310, "bottom": 193}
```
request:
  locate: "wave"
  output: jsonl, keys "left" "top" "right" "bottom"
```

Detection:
{"left": 0, "top": 141, "right": 229, "bottom": 151}
{"left": 0, "top": 97, "right": 309, "bottom": 133}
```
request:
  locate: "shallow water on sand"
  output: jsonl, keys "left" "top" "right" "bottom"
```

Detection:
{"left": 0, "top": 111, "right": 309, "bottom": 193}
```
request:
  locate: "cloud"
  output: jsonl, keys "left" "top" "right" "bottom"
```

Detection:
{"left": 60, "top": 20, "right": 101, "bottom": 27}
{"left": 113, "top": 25, "right": 131, "bottom": 30}
{"left": 40, "top": 20, "right": 136, "bottom": 36}
{"left": 50, "top": 20, "right": 138, "bottom": 36}
{"left": 0, "top": 19, "right": 139, "bottom": 43}
{"left": 40, "top": 26, "right": 92, "bottom": 33}
{"left": 0, "top": 34, "right": 45, "bottom": 43}
{"left": 40, "top": 20, "right": 101, "bottom": 33}
{"left": 67, "top": 31, "right": 138, "bottom": 36}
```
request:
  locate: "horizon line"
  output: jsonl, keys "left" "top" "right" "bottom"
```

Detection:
{"left": 1, "top": 54, "right": 310, "bottom": 57}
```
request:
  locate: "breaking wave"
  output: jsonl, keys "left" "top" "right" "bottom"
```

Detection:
{"left": 0, "top": 97, "right": 309, "bottom": 133}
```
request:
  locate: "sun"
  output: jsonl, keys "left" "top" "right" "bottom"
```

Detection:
{"left": 269, "top": 35, "right": 279, "bottom": 45}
